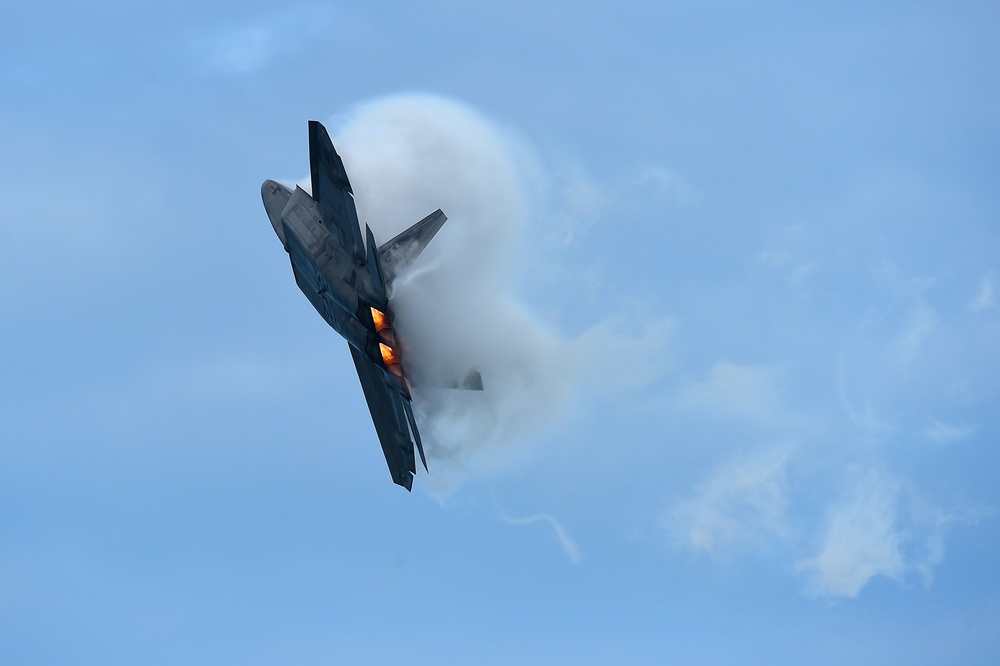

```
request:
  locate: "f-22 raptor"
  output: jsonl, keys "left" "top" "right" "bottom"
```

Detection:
{"left": 262, "top": 121, "right": 450, "bottom": 491}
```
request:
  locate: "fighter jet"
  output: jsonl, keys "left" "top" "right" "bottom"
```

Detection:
{"left": 261, "top": 120, "right": 448, "bottom": 491}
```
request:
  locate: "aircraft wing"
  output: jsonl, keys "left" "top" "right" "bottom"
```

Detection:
{"left": 348, "top": 344, "right": 426, "bottom": 491}
{"left": 309, "top": 120, "right": 367, "bottom": 265}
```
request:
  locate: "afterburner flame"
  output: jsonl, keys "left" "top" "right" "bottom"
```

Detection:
{"left": 379, "top": 342, "right": 399, "bottom": 365}
{"left": 371, "top": 307, "right": 388, "bottom": 331}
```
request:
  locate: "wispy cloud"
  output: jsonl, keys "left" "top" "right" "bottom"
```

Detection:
{"left": 922, "top": 418, "right": 975, "bottom": 444}
{"left": 968, "top": 271, "right": 995, "bottom": 312}
{"left": 546, "top": 167, "right": 608, "bottom": 248}
{"left": 211, "top": 26, "right": 274, "bottom": 73}
{"left": 499, "top": 511, "right": 582, "bottom": 565}
{"left": 632, "top": 165, "right": 700, "bottom": 207}
{"left": 665, "top": 446, "right": 793, "bottom": 558}
{"left": 836, "top": 341, "right": 894, "bottom": 436}
{"left": 755, "top": 225, "right": 821, "bottom": 291}
{"left": 798, "top": 470, "right": 943, "bottom": 598}
{"left": 680, "top": 360, "right": 784, "bottom": 423}
{"left": 896, "top": 299, "right": 935, "bottom": 366}
{"left": 193, "top": 5, "right": 342, "bottom": 74}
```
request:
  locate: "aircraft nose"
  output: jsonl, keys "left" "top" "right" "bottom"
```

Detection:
{"left": 261, "top": 179, "right": 292, "bottom": 243}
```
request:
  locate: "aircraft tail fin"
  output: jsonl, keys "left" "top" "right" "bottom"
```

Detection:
{"left": 364, "top": 224, "right": 387, "bottom": 302}
{"left": 378, "top": 209, "right": 447, "bottom": 286}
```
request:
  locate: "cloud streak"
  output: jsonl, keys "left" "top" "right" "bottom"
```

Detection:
{"left": 499, "top": 511, "right": 582, "bottom": 565}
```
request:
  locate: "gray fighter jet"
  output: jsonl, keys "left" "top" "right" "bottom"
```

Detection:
{"left": 261, "top": 121, "right": 447, "bottom": 490}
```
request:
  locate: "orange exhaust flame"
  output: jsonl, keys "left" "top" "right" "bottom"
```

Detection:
{"left": 379, "top": 343, "right": 399, "bottom": 365}
{"left": 370, "top": 307, "right": 388, "bottom": 331}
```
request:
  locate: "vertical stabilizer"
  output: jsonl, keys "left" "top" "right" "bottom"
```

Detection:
{"left": 365, "top": 224, "right": 387, "bottom": 306}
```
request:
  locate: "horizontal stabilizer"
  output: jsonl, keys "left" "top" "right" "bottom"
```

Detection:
{"left": 378, "top": 209, "right": 447, "bottom": 285}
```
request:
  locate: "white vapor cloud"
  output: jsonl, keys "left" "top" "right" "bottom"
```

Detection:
{"left": 328, "top": 94, "right": 664, "bottom": 486}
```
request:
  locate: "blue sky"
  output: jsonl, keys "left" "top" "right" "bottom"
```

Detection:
{"left": 2, "top": 2, "right": 999, "bottom": 664}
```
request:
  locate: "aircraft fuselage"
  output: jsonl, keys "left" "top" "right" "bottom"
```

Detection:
{"left": 261, "top": 179, "right": 392, "bottom": 376}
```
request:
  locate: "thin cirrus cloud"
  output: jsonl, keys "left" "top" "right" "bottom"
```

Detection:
{"left": 798, "top": 470, "right": 945, "bottom": 598}
{"left": 661, "top": 338, "right": 958, "bottom": 597}
{"left": 665, "top": 446, "right": 794, "bottom": 559}
{"left": 196, "top": 7, "right": 343, "bottom": 74}
{"left": 211, "top": 26, "right": 274, "bottom": 74}
{"left": 968, "top": 272, "right": 995, "bottom": 312}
